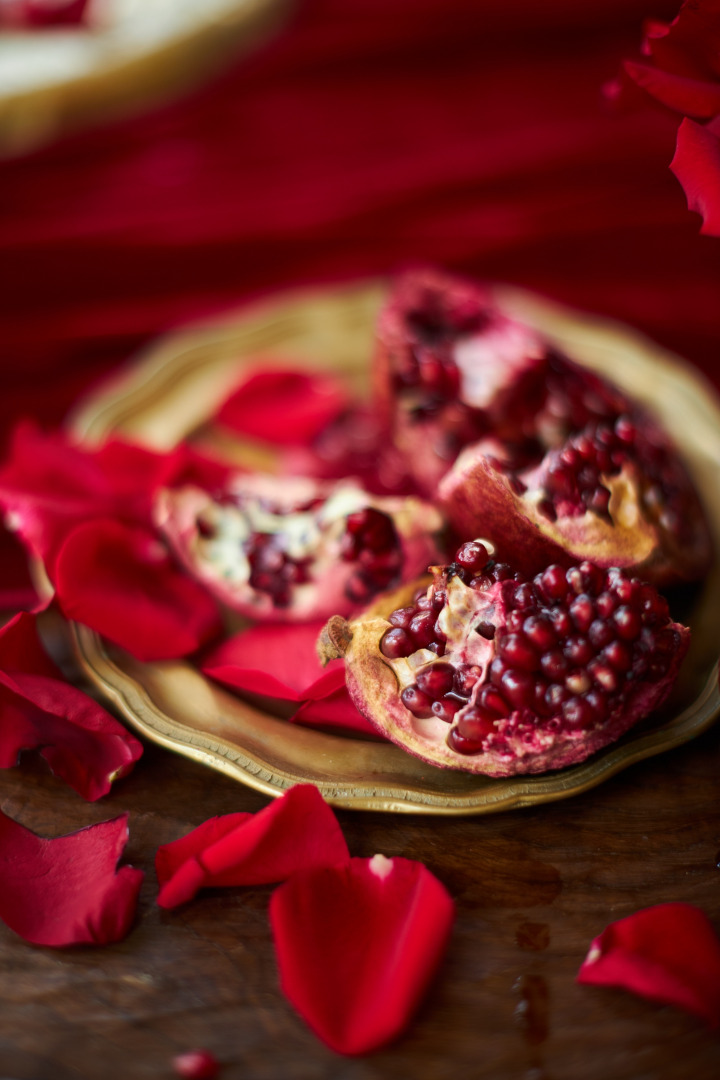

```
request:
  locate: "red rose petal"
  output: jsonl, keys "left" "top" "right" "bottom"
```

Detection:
{"left": 201, "top": 621, "right": 334, "bottom": 701}
{"left": 290, "top": 684, "right": 383, "bottom": 738}
{"left": 670, "top": 115, "right": 720, "bottom": 235}
{"left": 53, "top": 518, "right": 221, "bottom": 660}
{"left": 156, "top": 784, "right": 349, "bottom": 909}
{"left": 0, "top": 810, "right": 143, "bottom": 947}
{"left": 270, "top": 854, "right": 454, "bottom": 1055}
{"left": 623, "top": 60, "right": 720, "bottom": 118}
{"left": 216, "top": 368, "right": 348, "bottom": 446}
{"left": 577, "top": 902, "right": 720, "bottom": 1027}
{"left": 0, "top": 613, "right": 143, "bottom": 800}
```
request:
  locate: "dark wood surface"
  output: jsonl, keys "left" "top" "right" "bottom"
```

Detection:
{"left": 2, "top": 687, "right": 720, "bottom": 1079}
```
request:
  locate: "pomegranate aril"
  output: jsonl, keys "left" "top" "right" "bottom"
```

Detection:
{"left": 595, "top": 591, "right": 617, "bottom": 618}
{"left": 431, "top": 699, "right": 462, "bottom": 723}
{"left": 454, "top": 664, "right": 483, "bottom": 697}
{"left": 409, "top": 610, "right": 437, "bottom": 647}
{"left": 498, "top": 633, "right": 538, "bottom": 671}
{"left": 569, "top": 595, "right": 594, "bottom": 633}
{"left": 562, "top": 696, "right": 595, "bottom": 728}
{"left": 603, "top": 640, "right": 632, "bottom": 672}
{"left": 455, "top": 540, "right": 490, "bottom": 574}
{"left": 541, "top": 650, "right": 569, "bottom": 681}
{"left": 565, "top": 670, "right": 591, "bottom": 696}
{"left": 380, "top": 627, "right": 413, "bottom": 658}
{"left": 588, "top": 661, "right": 619, "bottom": 693}
{"left": 401, "top": 686, "right": 434, "bottom": 718}
{"left": 500, "top": 669, "right": 535, "bottom": 708}
{"left": 523, "top": 615, "right": 556, "bottom": 651}
{"left": 389, "top": 606, "right": 416, "bottom": 629}
{"left": 537, "top": 565, "right": 569, "bottom": 602}
{"left": 613, "top": 606, "right": 642, "bottom": 641}
{"left": 588, "top": 618, "right": 615, "bottom": 650}
{"left": 564, "top": 635, "right": 593, "bottom": 666}
{"left": 416, "top": 663, "right": 455, "bottom": 699}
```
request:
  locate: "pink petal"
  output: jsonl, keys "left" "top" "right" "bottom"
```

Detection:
{"left": 0, "top": 613, "right": 143, "bottom": 800}
{"left": 156, "top": 784, "right": 349, "bottom": 909}
{"left": 577, "top": 902, "right": 720, "bottom": 1027}
{"left": 53, "top": 518, "right": 221, "bottom": 661}
{"left": 0, "top": 810, "right": 143, "bottom": 947}
{"left": 270, "top": 855, "right": 454, "bottom": 1055}
{"left": 671, "top": 116, "right": 720, "bottom": 235}
{"left": 215, "top": 368, "right": 348, "bottom": 446}
{"left": 623, "top": 60, "right": 720, "bottom": 118}
{"left": 201, "top": 621, "right": 335, "bottom": 700}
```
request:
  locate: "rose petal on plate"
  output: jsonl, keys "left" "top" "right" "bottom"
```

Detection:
{"left": 671, "top": 116, "right": 720, "bottom": 236}
{"left": 0, "top": 613, "right": 143, "bottom": 800}
{"left": 201, "top": 621, "right": 336, "bottom": 700}
{"left": 290, "top": 683, "right": 383, "bottom": 738}
{"left": 270, "top": 854, "right": 454, "bottom": 1055}
{"left": 156, "top": 784, "right": 349, "bottom": 909}
{"left": 53, "top": 518, "right": 221, "bottom": 661}
{"left": 0, "top": 810, "right": 143, "bottom": 947}
{"left": 215, "top": 368, "right": 348, "bottom": 446}
{"left": 577, "top": 902, "right": 720, "bottom": 1027}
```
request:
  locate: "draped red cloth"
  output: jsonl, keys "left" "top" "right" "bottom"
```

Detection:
{"left": 0, "top": 0, "right": 718, "bottom": 601}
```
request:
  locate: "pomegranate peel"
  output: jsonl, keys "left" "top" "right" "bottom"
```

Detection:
{"left": 321, "top": 544, "right": 690, "bottom": 776}
{"left": 577, "top": 902, "right": 720, "bottom": 1028}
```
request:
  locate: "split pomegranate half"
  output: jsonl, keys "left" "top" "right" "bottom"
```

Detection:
{"left": 320, "top": 541, "right": 689, "bottom": 776}
{"left": 374, "top": 267, "right": 712, "bottom": 585}
{"left": 155, "top": 474, "right": 445, "bottom": 622}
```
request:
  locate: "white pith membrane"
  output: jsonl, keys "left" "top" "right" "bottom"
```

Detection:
{"left": 451, "top": 319, "right": 546, "bottom": 410}
{"left": 154, "top": 474, "right": 445, "bottom": 622}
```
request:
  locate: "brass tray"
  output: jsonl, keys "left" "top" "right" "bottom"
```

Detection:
{"left": 69, "top": 280, "right": 720, "bottom": 814}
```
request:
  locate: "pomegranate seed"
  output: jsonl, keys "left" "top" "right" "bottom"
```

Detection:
{"left": 586, "top": 487, "right": 611, "bottom": 515}
{"left": 546, "top": 683, "right": 569, "bottom": 711}
{"left": 500, "top": 669, "right": 535, "bottom": 708}
{"left": 588, "top": 618, "right": 615, "bottom": 650}
{"left": 565, "top": 670, "right": 591, "bottom": 696}
{"left": 538, "top": 565, "right": 569, "bottom": 602}
{"left": 415, "top": 594, "right": 434, "bottom": 611}
{"left": 613, "top": 605, "right": 642, "bottom": 641}
{"left": 550, "top": 609, "right": 572, "bottom": 637}
{"left": 498, "top": 633, "right": 538, "bottom": 671}
{"left": 540, "top": 650, "right": 569, "bottom": 681}
{"left": 588, "top": 661, "right": 618, "bottom": 693}
{"left": 380, "top": 627, "right": 413, "bottom": 658}
{"left": 400, "top": 685, "right": 434, "bottom": 718}
{"left": 512, "top": 583, "right": 536, "bottom": 611}
{"left": 562, "top": 696, "right": 595, "bottom": 728}
{"left": 475, "top": 620, "right": 496, "bottom": 640}
{"left": 615, "top": 415, "right": 636, "bottom": 444}
{"left": 448, "top": 720, "right": 490, "bottom": 755}
{"left": 416, "top": 663, "right": 455, "bottom": 699}
{"left": 523, "top": 615, "right": 556, "bottom": 651}
{"left": 409, "top": 610, "right": 437, "bottom": 647}
{"left": 585, "top": 687, "right": 608, "bottom": 719}
{"left": 172, "top": 1049, "right": 219, "bottom": 1080}
{"left": 564, "top": 636, "right": 594, "bottom": 666}
{"left": 569, "top": 595, "right": 595, "bottom": 633}
{"left": 603, "top": 640, "right": 632, "bottom": 672}
{"left": 455, "top": 540, "right": 490, "bottom": 573}
{"left": 454, "top": 664, "right": 483, "bottom": 697}
{"left": 595, "top": 591, "right": 617, "bottom": 618}
{"left": 389, "top": 606, "right": 415, "bottom": 629}
{"left": 431, "top": 698, "right": 462, "bottom": 723}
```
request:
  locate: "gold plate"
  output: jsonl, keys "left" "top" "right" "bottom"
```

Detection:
{"left": 69, "top": 280, "right": 720, "bottom": 814}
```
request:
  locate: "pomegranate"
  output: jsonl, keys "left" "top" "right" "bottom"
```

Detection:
{"left": 154, "top": 474, "right": 445, "bottom": 622}
{"left": 319, "top": 540, "right": 690, "bottom": 776}
{"left": 375, "top": 267, "right": 712, "bottom": 585}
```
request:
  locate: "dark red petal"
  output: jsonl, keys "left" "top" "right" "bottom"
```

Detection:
{"left": 0, "top": 810, "right": 143, "bottom": 947}
{"left": 670, "top": 116, "right": 720, "bottom": 235}
{"left": 53, "top": 518, "right": 221, "bottom": 660}
{"left": 172, "top": 1049, "right": 220, "bottom": 1080}
{"left": 623, "top": 60, "right": 720, "bottom": 117}
{"left": 215, "top": 368, "right": 348, "bottom": 446}
{"left": 156, "top": 784, "right": 349, "bottom": 909}
{"left": 577, "top": 902, "right": 720, "bottom": 1027}
{"left": 201, "top": 621, "right": 335, "bottom": 700}
{"left": 291, "top": 683, "right": 383, "bottom": 738}
{"left": 270, "top": 855, "right": 454, "bottom": 1055}
{"left": 0, "top": 613, "right": 142, "bottom": 800}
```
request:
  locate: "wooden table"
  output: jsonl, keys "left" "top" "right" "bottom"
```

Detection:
{"left": 1, "top": 692, "right": 719, "bottom": 1080}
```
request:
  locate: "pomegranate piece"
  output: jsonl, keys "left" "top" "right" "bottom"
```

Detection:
{"left": 154, "top": 474, "right": 445, "bottom": 622}
{"left": 375, "top": 267, "right": 712, "bottom": 586}
{"left": 373, "top": 266, "right": 550, "bottom": 496}
{"left": 319, "top": 541, "right": 690, "bottom": 776}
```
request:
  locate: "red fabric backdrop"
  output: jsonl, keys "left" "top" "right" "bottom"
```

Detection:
{"left": 0, "top": 0, "right": 718, "bottom": 598}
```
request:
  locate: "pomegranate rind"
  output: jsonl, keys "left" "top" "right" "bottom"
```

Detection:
{"left": 438, "top": 441, "right": 712, "bottom": 587}
{"left": 326, "top": 579, "right": 690, "bottom": 777}
{"left": 155, "top": 478, "right": 445, "bottom": 622}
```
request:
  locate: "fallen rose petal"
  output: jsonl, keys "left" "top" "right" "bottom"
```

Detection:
{"left": 201, "top": 621, "right": 337, "bottom": 701}
{"left": 156, "top": 784, "right": 349, "bottom": 909}
{"left": 0, "top": 810, "right": 143, "bottom": 947}
{"left": 623, "top": 60, "right": 720, "bottom": 118}
{"left": 172, "top": 1049, "right": 219, "bottom": 1080}
{"left": 270, "top": 854, "right": 454, "bottom": 1055}
{"left": 0, "top": 612, "right": 142, "bottom": 800}
{"left": 670, "top": 116, "right": 720, "bottom": 235}
{"left": 216, "top": 368, "right": 348, "bottom": 446}
{"left": 291, "top": 684, "right": 382, "bottom": 738}
{"left": 53, "top": 518, "right": 221, "bottom": 660}
{"left": 577, "top": 902, "right": 720, "bottom": 1027}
